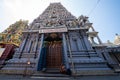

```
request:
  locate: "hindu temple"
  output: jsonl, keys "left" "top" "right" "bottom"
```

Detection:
{"left": 0, "top": 3, "right": 120, "bottom": 76}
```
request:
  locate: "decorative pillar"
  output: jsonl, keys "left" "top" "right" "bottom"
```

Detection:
{"left": 19, "top": 34, "right": 28, "bottom": 58}
{"left": 33, "top": 34, "right": 39, "bottom": 52}
{"left": 62, "top": 33, "right": 70, "bottom": 69}
{"left": 19, "top": 34, "right": 28, "bottom": 53}
{"left": 36, "top": 34, "right": 44, "bottom": 71}
{"left": 80, "top": 31, "right": 87, "bottom": 50}
{"left": 91, "top": 26, "right": 102, "bottom": 44}
{"left": 83, "top": 30, "right": 93, "bottom": 50}
{"left": 27, "top": 40, "right": 32, "bottom": 53}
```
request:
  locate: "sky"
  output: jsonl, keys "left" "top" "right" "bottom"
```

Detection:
{"left": 0, "top": 0, "right": 120, "bottom": 43}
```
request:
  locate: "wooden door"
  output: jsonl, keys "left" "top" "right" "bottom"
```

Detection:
{"left": 46, "top": 42, "right": 62, "bottom": 68}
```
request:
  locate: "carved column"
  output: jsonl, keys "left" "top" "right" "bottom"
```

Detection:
{"left": 62, "top": 33, "right": 70, "bottom": 69}
{"left": 36, "top": 34, "right": 44, "bottom": 71}
{"left": 27, "top": 40, "right": 32, "bottom": 53}
{"left": 79, "top": 31, "right": 87, "bottom": 50}
{"left": 83, "top": 30, "right": 93, "bottom": 50}
{"left": 78, "top": 33, "right": 86, "bottom": 50}
{"left": 19, "top": 34, "right": 28, "bottom": 58}
{"left": 77, "top": 38, "right": 84, "bottom": 51}
{"left": 33, "top": 34, "right": 39, "bottom": 53}
{"left": 33, "top": 34, "right": 39, "bottom": 58}
{"left": 19, "top": 34, "right": 28, "bottom": 53}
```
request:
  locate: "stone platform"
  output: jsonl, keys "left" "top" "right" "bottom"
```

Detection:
{"left": 0, "top": 74, "right": 120, "bottom": 80}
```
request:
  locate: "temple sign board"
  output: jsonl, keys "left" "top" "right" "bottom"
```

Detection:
{"left": 39, "top": 27, "right": 68, "bottom": 33}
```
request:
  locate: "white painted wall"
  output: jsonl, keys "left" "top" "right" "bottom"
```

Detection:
{"left": 0, "top": 48, "right": 5, "bottom": 57}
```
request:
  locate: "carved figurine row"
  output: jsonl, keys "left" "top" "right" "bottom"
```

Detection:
{"left": 27, "top": 3, "right": 90, "bottom": 30}
{"left": 29, "top": 15, "right": 90, "bottom": 30}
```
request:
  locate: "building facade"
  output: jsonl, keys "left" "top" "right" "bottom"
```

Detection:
{"left": 0, "top": 3, "right": 120, "bottom": 76}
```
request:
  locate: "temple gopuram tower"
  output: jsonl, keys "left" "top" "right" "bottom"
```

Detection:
{"left": 0, "top": 3, "right": 119, "bottom": 76}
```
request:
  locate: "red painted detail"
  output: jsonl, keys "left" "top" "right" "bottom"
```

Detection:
{"left": 0, "top": 44, "right": 15, "bottom": 66}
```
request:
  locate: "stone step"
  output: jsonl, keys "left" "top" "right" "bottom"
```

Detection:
{"left": 74, "top": 67, "right": 111, "bottom": 70}
{"left": 32, "top": 71, "right": 69, "bottom": 77}
{"left": 7, "top": 58, "right": 37, "bottom": 63}
{"left": 0, "top": 68, "right": 34, "bottom": 75}
{"left": 3, "top": 59, "right": 36, "bottom": 68}
{"left": 45, "top": 68, "right": 60, "bottom": 73}
{"left": 70, "top": 63, "right": 108, "bottom": 68}
{"left": 67, "top": 52, "right": 97, "bottom": 55}
{"left": 1, "top": 67, "right": 34, "bottom": 70}
{"left": 67, "top": 54, "right": 98, "bottom": 57}
{"left": 14, "top": 54, "right": 36, "bottom": 58}
{"left": 74, "top": 68, "right": 115, "bottom": 76}
{"left": 69, "top": 58, "right": 106, "bottom": 63}
{"left": 4, "top": 63, "right": 35, "bottom": 68}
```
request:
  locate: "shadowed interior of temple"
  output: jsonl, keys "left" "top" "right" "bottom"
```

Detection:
{"left": 45, "top": 33, "right": 62, "bottom": 41}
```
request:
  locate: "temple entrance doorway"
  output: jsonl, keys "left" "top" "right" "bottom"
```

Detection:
{"left": 44, "top": 33, "right": 62, "bottom": 70}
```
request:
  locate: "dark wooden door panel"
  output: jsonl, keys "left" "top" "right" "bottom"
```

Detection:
{"left": 46, "top": 42, "right": 62, "bottom": 68}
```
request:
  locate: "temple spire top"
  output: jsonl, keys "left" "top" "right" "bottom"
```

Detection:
{"left": 30, "top": 2, "right": 76, "bottom": 29}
